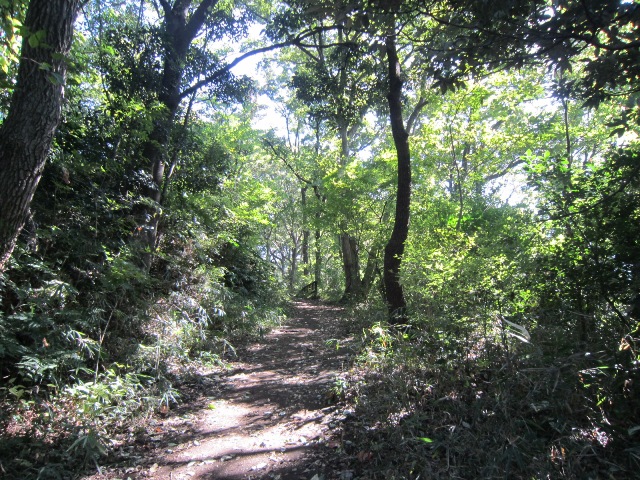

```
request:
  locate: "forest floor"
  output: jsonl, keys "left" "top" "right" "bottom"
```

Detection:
{"left": 84, "top": 300, "right": 358, "bottom": 480}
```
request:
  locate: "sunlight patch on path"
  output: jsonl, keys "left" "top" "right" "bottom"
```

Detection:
{"left": 125, "top": 301, "right": 352, "bottom": 480}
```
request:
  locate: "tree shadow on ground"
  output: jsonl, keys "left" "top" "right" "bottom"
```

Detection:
{"left": 87, "top": 300, "right": 356, "bottom": 480}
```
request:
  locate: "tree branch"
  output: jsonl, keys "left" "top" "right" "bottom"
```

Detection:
{"left": 484, "top": 159, "right": 526, "bottom": 183}
{"left": 264, "top": 139, "right": 313, "bottom": 186}
{"left": 296, "top": 44, "right": 321, "bottom": 63}
{"left": 180, "top": 41, "right": 292, "bottom": 99}
{"left": 173, "top": 0, "right": 190, "bottom": 13}
{"left": 179, "top": 26, "right": 342, "bottom": 100}
{"left": 157, "top": 0, "right": 172, "bottom": 15}
{"left": 406, "top": 96, "right": 427, "bottom": 134}
{"left": 184, "top": 0, "right": 218, "bottom": 43}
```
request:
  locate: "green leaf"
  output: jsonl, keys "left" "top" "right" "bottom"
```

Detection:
{"left": 418, "top": 437, "right": 434, "bottom": 443}
{"left": 9, "top": 385, "right": 25, "bottom": 399}
{"left": 47, "top": 72, "right": 65, "bottom": 85}
{"left": 27, "top": 33, "right": 39, "bottom": 48}
{"left": 25, "top": 29, "right": 47, "bottom": 49}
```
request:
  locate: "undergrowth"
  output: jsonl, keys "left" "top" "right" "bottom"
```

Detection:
{"left": 338, "top": 303, "right": 640, "bottom": 479}
{"left": 0, "top": 237, "right": 287, "bottom": 479}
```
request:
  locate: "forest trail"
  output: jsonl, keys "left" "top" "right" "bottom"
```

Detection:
{"left": 88, "top": 301, "right": 355, "bottom": 480}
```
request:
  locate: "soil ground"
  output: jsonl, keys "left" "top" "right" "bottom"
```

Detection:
{"left": 85, "top": 300, "right": 357, "bottom": 480}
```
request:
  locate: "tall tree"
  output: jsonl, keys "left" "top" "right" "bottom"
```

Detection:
{"left": 382, "top": 29, "right": 411, "bottom": 319}
{"left": 267, "top": 0, "right": 428, "bottom": 308}
{"left": 128, "top": 0, "right": 320, "bottom": 270}
{"left": 0, "top": 0, "right": 83, "bottom": 271}
{"left": 137, "top": 0, "right": 229, "bottom": 269}
{"left": 289, "top": 26, "right": 382, "bottom": 301}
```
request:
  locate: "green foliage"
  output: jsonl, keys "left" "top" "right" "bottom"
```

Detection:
{"left": 0, "top": 0, "right": 26, "bottom": 94}
{"left": 339, "top": 298, "right": 640, "bottom": 478}
{"left": 0, "top": 361, "right": 160, "bottom": 478}
{"left": 0, "top": 5, "right": 288, "bottom": 475}
{"left": 323, "top": 55, "right": 640, "bottom": 477}
{"left": 2, "top": 1, "right": 640, "bottom": 478}
{"left": 63, "top": 368, "right": 153, "bottom": 421}
{"left": 291, "top": 40, "right": 383, "bottom": 127}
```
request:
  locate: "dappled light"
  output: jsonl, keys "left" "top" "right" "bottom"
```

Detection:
{"left": 66, "top": 301, "right": 354, "bottom": 479}
{"left": 1, "top": 0, "right": 640, "bottom": 479}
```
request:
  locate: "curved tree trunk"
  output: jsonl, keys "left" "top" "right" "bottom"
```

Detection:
{"left": 383, "top": 33, "right": 411, "bottom": 321}
{"left": 0, "top": 0, "right": 81, "bottom": 271}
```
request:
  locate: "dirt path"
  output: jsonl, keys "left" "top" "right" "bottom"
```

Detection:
{"left": 92, "top": 301, "right": 355, "bottom": 480}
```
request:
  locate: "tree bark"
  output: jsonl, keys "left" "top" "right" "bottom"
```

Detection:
{"left": 361, "top": 245, "right": 381, "bottom": 297}
{"left": 312, "top": 185, "right": 324, "bottom": 297}
{"left": 383, "top": 33, "right": 411, "bottom": 321}
{"left": 0, "top": 0, "right": 81, "bottom": 271}
{"left": 339, "top": 233, "right": 361, "bottom": 300}
{"left": 289, "top": 242, "right": 298, "bottom": 291}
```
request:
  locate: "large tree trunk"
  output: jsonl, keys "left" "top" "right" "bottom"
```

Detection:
{"left": 383, "top": 33, "right": 410, "bottom": 321}
{"left": 138, "top": 7, "right": 186, "bottom": 269}
{"left": 0, "top": 0, "right": 81, "bottom": 271}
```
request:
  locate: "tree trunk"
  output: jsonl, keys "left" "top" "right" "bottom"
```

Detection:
{"left": 289, "top": 243, "right": 298, "bottom": 291}
{"left": 314, "top": 228, "right": 322, "bottom": 297}
{"left": 338, "top": 123, "right": 362, "bottom": 301}
{"left": 138, "top": 0, "right": 216, "bottom": 270}
{"left": 383, "top": 33, "right": 411, "bottom": 321}
{"left": 312, "top": 185, "right": 324, "bottom": 298}
{"left": 301, "top": 186, "right": 310, "bottom": 276}
{"left": 361, "top": 246, "right": 381, "bottom": 297}
{"left": 138, "top": 12, "right": 185, "bottom": 269}
{"left": 340, "top": 233, "right": 362, "bottom": 301}
{"left": 0, "top": 0, "right": 81, "bottom": 271}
